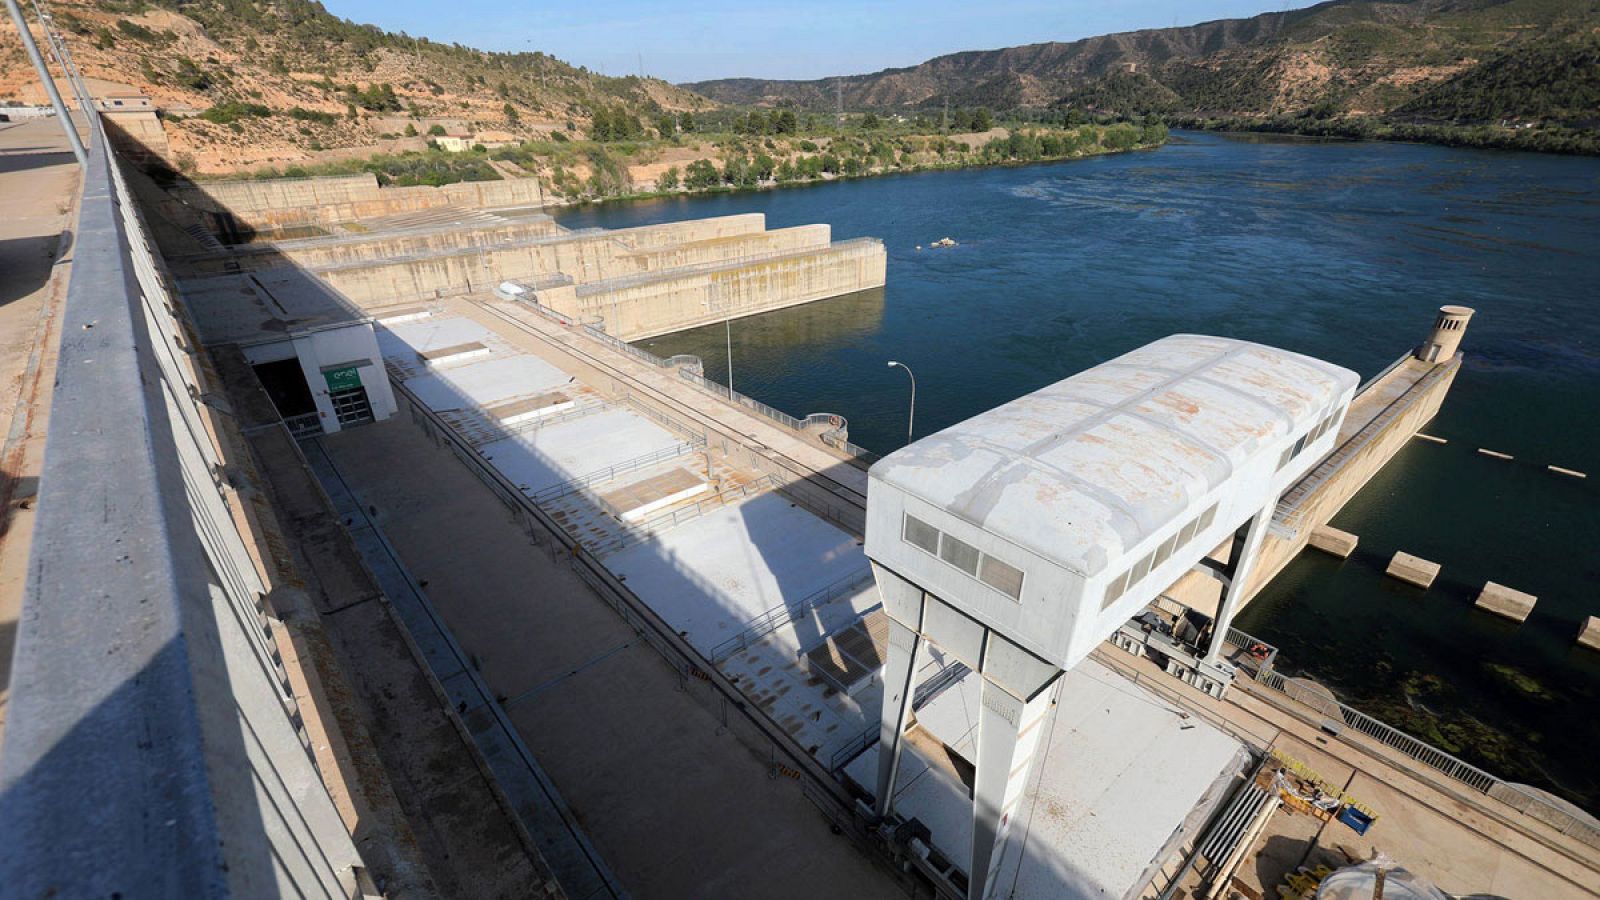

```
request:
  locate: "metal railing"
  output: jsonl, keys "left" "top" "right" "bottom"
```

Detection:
{"left": 709, "top": 568, "right": 877, "bottom": 663}
{"left": 0, "top": 59, "right": 368, "bottom": 897}
{"left": 1251, "top": 669, "right": 1600, "bottom": 848}
{"left": 585, "top": 473, "right": 780, "bottom": 557}
{"left": 532, "top": 441, "right": 702, "bottom": 504}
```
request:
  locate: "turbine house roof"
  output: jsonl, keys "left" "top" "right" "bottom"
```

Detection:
{"left": 868, "top": 335, "right": 1357, "bottom": 578}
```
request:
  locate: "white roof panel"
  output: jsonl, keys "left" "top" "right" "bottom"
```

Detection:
{"left": 870, "top": 336, "right": 1357, "bottom": 576}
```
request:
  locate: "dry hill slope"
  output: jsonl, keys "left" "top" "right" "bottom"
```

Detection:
{"left": 1, "top": 0, "right": 714, "bottom": 172}
{"left": 686, "top": 0, "right": 1600, "bottom": 129}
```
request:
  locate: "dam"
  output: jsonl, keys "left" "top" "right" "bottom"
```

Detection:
{"left": 3, "top": 80, "right": 1596, "bottom": 900}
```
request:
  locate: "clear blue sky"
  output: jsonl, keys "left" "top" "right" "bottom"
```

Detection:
{"left": 320, "top": 0, "right": 1307, "bottom": 83}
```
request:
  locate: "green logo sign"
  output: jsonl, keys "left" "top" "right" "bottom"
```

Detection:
{"left": 324, "top": 366, "right": 362, "bottom": 391}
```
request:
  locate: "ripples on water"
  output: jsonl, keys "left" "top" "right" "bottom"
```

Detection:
{"left": 558, "top": 132, "right": 1600, "bottom": 810}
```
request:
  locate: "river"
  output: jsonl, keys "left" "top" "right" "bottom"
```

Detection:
{"left": 553, "top": 131, "right": 1600, "bottom": 812}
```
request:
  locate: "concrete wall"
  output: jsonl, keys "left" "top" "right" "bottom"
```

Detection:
{"left": 292, "top": 325, "right": 398, "bottom": 434}
{"left": 173, "top": 173, "right": 546, "bottom": 232}
{"left": 563, "top": 238, "right": 889, "bottom": 341}
{"left": 175, "top": 217, "right": 565, "bottom": 276}
{"left": 1164, "top": 357, "right": 1461, "bottom": 618}
{"left": 317, "top": 218, "right": 820, "bottom": 308}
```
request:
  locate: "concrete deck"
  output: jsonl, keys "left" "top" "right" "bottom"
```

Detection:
{"left": 316, "top": 418, "right": 898, "bottom": 898}
{"left": 1091, "top": 647, "right": 1600, "bottom": 899}
{"left": 0, "top": 119, "right": 80, "bottom": 742}
{"left": 849, "top": 661, "right": 1247, "bottom": 899}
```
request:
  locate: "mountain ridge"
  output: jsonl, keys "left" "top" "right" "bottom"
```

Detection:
{"left": 684, "top": 0, "right": 1599, "bottom": 129}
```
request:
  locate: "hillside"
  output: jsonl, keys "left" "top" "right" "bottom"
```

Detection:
{"left": 686, "top": 0, "right": 1600, "bottom": 134}
{"left": 0, "top": 0, "right": 714, "bottom": 173}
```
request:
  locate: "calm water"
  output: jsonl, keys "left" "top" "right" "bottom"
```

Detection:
{"left": 555, "top": 132, "right": 1600, "bottom": 810}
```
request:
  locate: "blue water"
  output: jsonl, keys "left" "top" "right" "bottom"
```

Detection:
{"left": 556, "top": 132, "right": 1600, "bottom": 809}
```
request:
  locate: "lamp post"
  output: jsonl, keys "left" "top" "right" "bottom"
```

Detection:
{"left": 725, "top": 317, "right": 734, "bottom": 399}
{"left": 887, "top": 360, "right": 915, "bottom": 445}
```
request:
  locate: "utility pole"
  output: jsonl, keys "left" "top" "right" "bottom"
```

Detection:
{"left": 836, "top": 80, "right": 844, "bottom": 124}
{"left": 5, "top": 0, "right": 85, "bottom": 164}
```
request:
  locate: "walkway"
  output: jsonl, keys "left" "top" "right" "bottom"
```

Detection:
{"left": 316, "top": 417, "right": 899, "bottom": 899}
{"left": 0, "top": 118, "right": 80, "bottom": 742}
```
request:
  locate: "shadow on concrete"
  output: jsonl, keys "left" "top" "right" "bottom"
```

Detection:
{"left": 0, "top": 149, "right": 76, "bottom": 176}
{"left": 0, "top": 236, "right": 65, "bottom": 309}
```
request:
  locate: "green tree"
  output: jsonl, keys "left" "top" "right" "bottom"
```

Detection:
{"left": 428, "top": 123, "right": 447, "bottom": 136}
{"left": 678, "top": 111, "right": 696, "bottom": 133}
{"left": 504, "top": 102, "right": 520, "bottom": 125}
{"left": 657, "top": 166, "right": 680, "bottom": 190}
{"left": 403, "top": 122, "right": 418, "bottom": 137}
{"left": 860, "top": 112, "right": 880, "bottom": 130}
{"left": 657, "top": 113, "right": 676, "bottom": 137}
{"left": 684, "top": 158, "right": 720, "bottom": 189}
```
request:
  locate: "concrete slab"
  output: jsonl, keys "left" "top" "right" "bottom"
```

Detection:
{"left": 480, "top": 407, "right": 684, "bottom": 495}
{"left": 1309, "top": 525, "right": 1358, "bottom": 558}
{"left": 1386, "top": 552, "right": 1440, "bottom": 589}
{"left": 377, "top": 316, "right": 496, "bottom": 357}
{"left": 417, "top": 341, "right": 490, "bottom": 365}
{"left": 1474, "top": 582, "right": 1537, "bottom": 623}
{"left": 849, "top": 660, "right": 1246, "bottom": 899}
{"left": 1579, "top": 617, "right": 1600, "bottom": 652}
{"left": 603, "top": 491, "right": 867, "bottom": 655}
{"left": 601, "top": 467, "right": 708, "bottom": 521}
{"left": 402, "top": 354, "right": 575, "bottom": 412}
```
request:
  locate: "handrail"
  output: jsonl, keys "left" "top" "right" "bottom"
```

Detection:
{"left": 585, "top": 473, "right": 780, "bottom": 557}
{"left": 709, "top": 568, "right": 877, "bottom": 663}
{"left": 532, "top": 441, "right": 701, "bottom": 504}
{"left": 1250, "top": 669, "right": 1600, "bottom": 848}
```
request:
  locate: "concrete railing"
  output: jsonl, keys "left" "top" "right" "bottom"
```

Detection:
{"left": 1273, "top": 355, "right": 1457, "bottom": 535}
{"left": 0, "top": 95, "right": 370, "bottom": 896}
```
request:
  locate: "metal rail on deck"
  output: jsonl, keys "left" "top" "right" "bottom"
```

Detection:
{"left": 709, "top": 568, "right": 877, "bottom": 663}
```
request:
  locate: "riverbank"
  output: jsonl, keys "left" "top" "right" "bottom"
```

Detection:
{"left": 208, "top": 121, "right": 1169, "bottom": 203}
{"left": 1174, "top": 115, "right": 1600, "bottom": 156}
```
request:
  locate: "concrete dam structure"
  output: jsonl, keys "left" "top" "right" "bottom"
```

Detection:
{"left": 167, "top": 174, "right": 887, "bottom": 342}
{"left": 6, "top": 25, "right": 1597, "bottom": 899}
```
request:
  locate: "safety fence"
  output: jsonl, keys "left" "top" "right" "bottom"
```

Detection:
{"left": 709, "top": 568, "right": 878, "bottom": 663}
{"left": 531, "top": 441, "right": 704, "bottom": 505}
{"left": 1252, "top": 669, "right": 1600, "bottom": 849}
{"left": 585, "top": 473, "right": 781, "bottom": 557}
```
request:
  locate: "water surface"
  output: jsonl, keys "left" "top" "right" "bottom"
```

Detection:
{"left": 555, "top": 132, "right": 1600, "bottom": 810}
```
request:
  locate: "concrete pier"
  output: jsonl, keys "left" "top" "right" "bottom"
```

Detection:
{"left": 1386, "top": 552, "right": 1441, "bottom": 589}
{"left": 1475, "top": 582, "right": 1537, "bottom": 623}
{"left": 1578, "top": 617, "right": 1600, "bottom": 652}
{"left": 1308, "top": 525, "right": 1358, "bottom": 558}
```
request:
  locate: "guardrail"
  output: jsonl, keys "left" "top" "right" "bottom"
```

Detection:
{"left": 532, "top": 441, "right": 703, "bottom": 504}
{"left": 1252, "top": 668, "right": 1600, "bottom": 848}
{"left": 586, "top": 472, "right": 780, "bottom": 557}
{"left": 0, "top": 70, "right": 369, "bottom": 896}
{"left": 709, "top": 568, "right": 877, "bottom": 663}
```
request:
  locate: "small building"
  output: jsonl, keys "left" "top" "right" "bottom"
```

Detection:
{"left": 178, "top": 268, "right": 397, "bottom": 437}
{"left": 864, "top": 334, "right": 1358, "bottom": 900}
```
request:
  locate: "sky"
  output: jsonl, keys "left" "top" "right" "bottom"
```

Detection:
{"left": 320, "top": 0, "right": 1308, "bottom": 84}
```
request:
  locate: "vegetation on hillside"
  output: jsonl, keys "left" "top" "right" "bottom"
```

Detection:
{"left": 687, "top": 0, "right": 1600, "bottom": 155}
{"left": 9, "top": 0, "right": 712, "bottom": 172}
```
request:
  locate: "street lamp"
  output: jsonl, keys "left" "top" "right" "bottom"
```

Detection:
{"left": 887, "top": 360, "right": 916, "bottom": 445}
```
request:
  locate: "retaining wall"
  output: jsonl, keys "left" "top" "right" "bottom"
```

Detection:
{"left": 173, "top": 173, "right": 546, "bottom": 231}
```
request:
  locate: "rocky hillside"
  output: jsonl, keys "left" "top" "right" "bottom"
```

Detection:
{"left": 0, "top": 0, "right": 713, "bottom": 172}
{"left": 686, "top": 0, "right": 1599, "bottom": 128}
